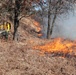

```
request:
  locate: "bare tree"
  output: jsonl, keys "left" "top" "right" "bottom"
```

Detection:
{"left": 47, "top": 0, "right": 75, "bottom": 39}
{"left": 0, "top": 0, "right": 41, "bottom": 40}
{"left": 13, "top": 0, "right": 21, "bottom": 40}
{"left": 47, "top": 0, "right": 51, "bottom": 39}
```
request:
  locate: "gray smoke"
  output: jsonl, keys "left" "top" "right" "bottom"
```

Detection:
{"left": 43, "top": 11, "right": 76, "bottom": 40}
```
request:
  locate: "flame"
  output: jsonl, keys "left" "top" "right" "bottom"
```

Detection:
{"left": 33, "top": 38, "right": 76, "bottom": 56}
{"left": 33, "top": 20, "right": 43, "bottom": 37}
{"left": 38, "top": 33, "right": 43, "bottom": 37}
{"left": 33, "top": 21, "right": 40, "bottom": 27}
{"left": 33, "top": 21, "right": 41, "bottom": 32}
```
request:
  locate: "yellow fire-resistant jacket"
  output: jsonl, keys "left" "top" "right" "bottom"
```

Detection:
{"left": 0, "top": 22, "right": 11, "bottom": 32}
{"left": 5, "top": 22, "right": 11, "bottom": 32}
{"left": 0, "top": 24, "right": 4, "bottom": 30}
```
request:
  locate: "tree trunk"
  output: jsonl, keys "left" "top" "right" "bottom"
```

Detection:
{"left": 47, "top": 13, "right": 51, "bottom": 39}
{"left": 50, "top": 5, "right": 58, "bottom": 35}
{"left": 50, "top": 13, "right": 57, "bottom": 35}
{"left": 13, "top": 0, "right": 20, "bottom": 40}
{"left": 47, "top": 0, "right": 51, "bottom": 39}
{"left": 13, "top": 10, "right": 19, "bottom": 40}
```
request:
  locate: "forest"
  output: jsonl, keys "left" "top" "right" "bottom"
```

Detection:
{"left": 0, "top": 0, "right": 76, "bottom": 75}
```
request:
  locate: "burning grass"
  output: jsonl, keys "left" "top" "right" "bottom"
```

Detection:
{"left": 33, "top": 38, "right": 76, "bottom": 57}
{"left": 33, "top": 20, "right": 41, "bottom": 33}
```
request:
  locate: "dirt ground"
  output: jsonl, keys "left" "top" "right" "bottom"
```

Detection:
{"left": 0, "top": 17, "right": 76, "bottom": 75}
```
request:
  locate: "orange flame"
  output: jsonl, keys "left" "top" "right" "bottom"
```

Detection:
{"left": 33, "top": 38, "right": 76, "bottom": 56}
{"left": 33, "top": 21, "right": 40, "bottom": 27}
{"left": 33, "top": 20, "right": 43, "bottom": 37}
{"left": 38, "top": 33, "right": 43, "bottom": 37}
{"left": 33, "top": 21, "right": 41, "bottom": 32}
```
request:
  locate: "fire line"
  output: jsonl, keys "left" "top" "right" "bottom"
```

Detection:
{"left": 33, "top": 38, "right": 76, "bottom": 56}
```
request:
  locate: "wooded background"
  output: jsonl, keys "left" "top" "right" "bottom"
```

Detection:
{"left": 0, "top": 0, "right": 75, "bottom": 40}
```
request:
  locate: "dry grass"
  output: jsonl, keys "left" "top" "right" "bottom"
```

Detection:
{"left": 0, "top": 17, "right": 76, "bottom": 75}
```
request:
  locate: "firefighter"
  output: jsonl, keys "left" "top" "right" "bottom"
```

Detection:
{"left": 6, "top": 22, "right": 11, "bottom": 32}
{"left": 1, "top": 22, "right": 11, "bottom": 39}
{"left": 0, "top": 24, "right": 3, "bottom": 30}
{"left": 3, "top": 21, "right": 7, "bottom": 30}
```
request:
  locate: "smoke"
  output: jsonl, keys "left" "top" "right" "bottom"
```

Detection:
{"left": 52, "top": 12, "right": 76, "bottom": 40}
{"left": 43, "top": 11, "right": 76, "bottom": 40}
